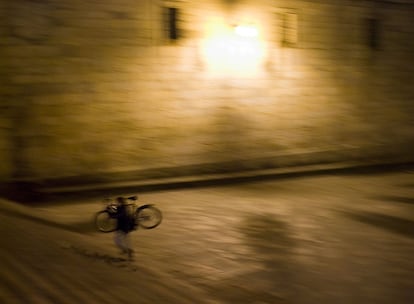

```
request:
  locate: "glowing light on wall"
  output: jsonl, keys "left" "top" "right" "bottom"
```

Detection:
{"left": 234, "top": 25, "right": 258, "bottom": 38}
{"left": 200, "top": 20, "right": 266, "bottom": 77}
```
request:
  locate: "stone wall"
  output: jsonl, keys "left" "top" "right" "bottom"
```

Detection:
{"left": 1, "top": 0, "right": 414, "bottom": 183}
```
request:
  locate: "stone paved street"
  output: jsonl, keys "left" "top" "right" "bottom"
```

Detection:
{"left": 1, "top": 168, "right": 414, "bottom": 303}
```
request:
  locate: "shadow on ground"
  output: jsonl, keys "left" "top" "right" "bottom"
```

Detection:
{"left": 241, "top": 214, "right": 295, "bottom": 257}
{"left": 343, "top": 211, "right": 414, "bottom": 239}
{"left": 64, "top": 244, "right": 140, "bottom": 272}
{"left": 200, "top": 213, "right": 295, "bottom": 303}
{"left": 400, "top": 184, "right": 414, "bottom": 188}
{"left": 0, "top": 206, "right": 95, "bottom": 234}
{"left": 373, "top": 195, "right": 414, "bottom": 205}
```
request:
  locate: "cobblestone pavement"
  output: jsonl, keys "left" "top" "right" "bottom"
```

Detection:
{"left": 1, "top": 169, "right": 414, "bottom": 303}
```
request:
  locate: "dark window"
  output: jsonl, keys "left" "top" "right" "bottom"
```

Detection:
{"left": 367, "top": 18, "right": 380, "bottom": 49}
{"left": 167, "top": 7, "right": 179, "bottom": 40}
{"left": 280, "top": 11, "right": 298, "bottom": 47}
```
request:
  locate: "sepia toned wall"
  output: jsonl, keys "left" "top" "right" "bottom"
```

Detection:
{"left": 1, "top": 0, "right": 414, "bottom": 183}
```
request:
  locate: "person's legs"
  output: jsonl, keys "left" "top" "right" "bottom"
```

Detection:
{"left": 114, "top": 230, "right": 134, "bottom": 259}
{"left": 124, "top": 232, "right": 134, "bottom": 259}
{"left": 114, "top": 230, "right": 128, "bottom": 253}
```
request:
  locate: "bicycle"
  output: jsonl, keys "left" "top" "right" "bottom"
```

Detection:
{"left": 95, "top": 195, "right": 162, "bottom": 232}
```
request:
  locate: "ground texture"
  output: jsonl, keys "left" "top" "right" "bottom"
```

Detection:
{"left": 1, "top": 169, "right": 414, "bottom": 303}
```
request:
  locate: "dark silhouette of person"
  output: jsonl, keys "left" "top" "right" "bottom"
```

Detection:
{"left": 114, "top": 197, "right": 136, "bottom": 259}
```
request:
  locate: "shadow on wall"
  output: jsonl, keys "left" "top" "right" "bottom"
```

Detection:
{"left": 206, "top": 103, "right": 269, "bottom": 168}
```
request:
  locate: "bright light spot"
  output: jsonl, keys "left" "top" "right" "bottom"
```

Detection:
{"left": 201, "top": 22, "right": 266, "bottom": 78}
{"left": 234, "top": 25, "right": 258, "bottom": 38}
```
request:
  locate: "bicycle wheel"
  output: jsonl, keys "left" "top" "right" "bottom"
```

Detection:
{"left": 95, "top": 211, "right": 117, "bottom": 232}
{"left": 135, "top": 206, "right": 162, "bottom": 229}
